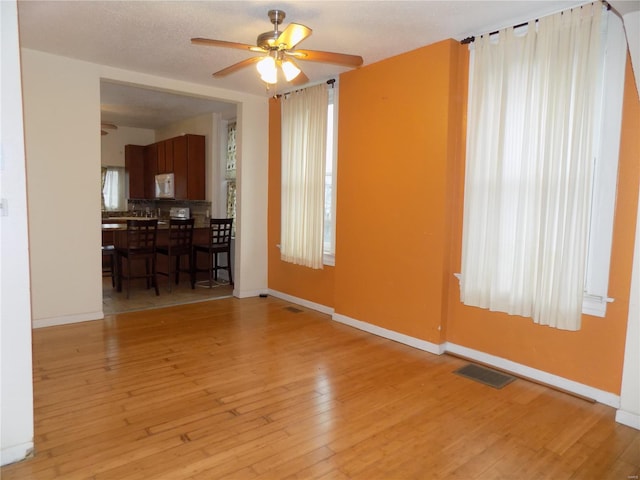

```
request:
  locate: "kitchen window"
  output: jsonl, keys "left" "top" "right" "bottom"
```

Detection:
{"left": 101, "top": 166, "right": 125, "bottom": 211}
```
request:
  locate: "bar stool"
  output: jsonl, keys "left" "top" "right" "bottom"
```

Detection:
{"left": 116, "top": 218, "right": 159, "bottom": 299}
{"left": 101, "top": 245, "right": 116, "bottom": 287}
{"left": 156, "top": 218, "right": 195, "bottom": 291}
{"left": 192, "top": 218, "right": 233, "bottom": 287}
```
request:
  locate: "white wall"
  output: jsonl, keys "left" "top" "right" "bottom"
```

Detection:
{"left": 101, "top": 126, "right": 155, "bottom": 167}
{"left": 616, "top": 8, "right": 640, "bottom": 431}
{"left": 1, "top": 0, "right": 35, "bottom": 465}
{"left": 21, "top": 49, "right": 269, "bottom": 326}
{"left": 618, "top": 184, "right": 640, "bottom": 430}
{"left": 22, "top": 50, "right": 104, "bottom": 327}
{"left": 234, "top": 101, "right": 269, "bottom": 297}
{"left": 155, "top": 112, "right": 216, "bottom": 141}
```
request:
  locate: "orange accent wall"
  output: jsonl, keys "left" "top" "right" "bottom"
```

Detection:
{"left": 333, "top": 40, "right": 463, "bottom": 343}
{"left": 267, "top": 39, "right": 639, "bottom": 395}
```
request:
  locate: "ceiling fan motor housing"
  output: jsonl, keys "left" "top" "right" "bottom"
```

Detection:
{"left": 268, "top": 10, "right": 285, "bottom": 26}
{"left": 258, "top": 10, "right": 286, "bottom": 49}
{"left": 257, "top": 31, "right": 279, "bottom": 50}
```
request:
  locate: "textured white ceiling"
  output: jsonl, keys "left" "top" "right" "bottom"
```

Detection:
{"left": 100, "top": 81, "right": 238, "bottom": 129}
{"left": 17, "top": 0, "right": 635, "bottom": 128}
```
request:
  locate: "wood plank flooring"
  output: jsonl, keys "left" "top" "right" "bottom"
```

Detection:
{"left": 3, "top": 296, "right": 639, "bottom": 479}
{"left": 102, "top": 276, "right": 233, "bottom": 315}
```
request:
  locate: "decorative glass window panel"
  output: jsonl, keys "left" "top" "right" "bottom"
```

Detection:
{"left": 226, "top": 180, "right": 236, "bottom": 236}
{"left": 226, "top": 122, "right": 236, "bottom": 180}
{"left": 226, "top": 122, "right": 237, "bottom": 236}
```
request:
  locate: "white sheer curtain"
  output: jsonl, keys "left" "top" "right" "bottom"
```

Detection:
{"left": 461, "top": 4, "right": 604, "bottom": 331}
{"left": 281, "top": 84, "right": 328, "bottom": 269}
{"left": 102, "top": 166, "right": 125, "bottom": 211}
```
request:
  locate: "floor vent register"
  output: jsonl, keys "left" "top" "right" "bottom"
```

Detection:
{"left": 454, "top": 363, "right": 516, "bottom": 389}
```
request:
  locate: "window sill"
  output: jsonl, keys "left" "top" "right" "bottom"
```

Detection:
{"left": 274, "top": 244, "right": 335, "bottom": 267}
{"left": 582, "top": 294, "right": 614, "bottom": 318}
{"left": 323, "top": 253, "right": 335, "bottom": 267}
{"left": 453, "top": 273, "right": 613, "bottom": 318}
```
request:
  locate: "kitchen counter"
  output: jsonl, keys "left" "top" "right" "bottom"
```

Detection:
{"left": 102, "top": 221, "right": 214, "bottom": 283}
{"left": 102, "top": 218, "right": 210, "bottom": 229}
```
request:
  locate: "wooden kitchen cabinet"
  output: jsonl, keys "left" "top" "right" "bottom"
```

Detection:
{"left": 144, "top": 139, "right": 174, "bottom": 180}
{"left": 143, "top": 143, "right": 157, "bottom": 199}
{"left": 162, "top": 134, "right": 205, "bottom": 200}
{"left": 156, "top": 139, "right": 174, "bottom": 174}
{"left": 125, "top": 134, "right": 205, "bottom": 200}
{"left": 164, "top": 139, "right": 174, "bottom": 173}
{"left": 124, "top": 144, "right": 145, "bottom": 199}
{"left": 172, "top": 135, "right": 188, "bottom": 199}
{"left": 186, "top": 134, "right": 205, "bottom": 200}
{"left": 156, "top": 141, "right": 166, "bottom": 173}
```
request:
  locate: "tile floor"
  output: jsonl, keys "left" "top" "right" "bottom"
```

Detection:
{"left": 102, "top": 274, "right": 234, "bottom": 315}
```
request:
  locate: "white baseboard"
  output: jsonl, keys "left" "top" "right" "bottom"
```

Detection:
{"left": 332, "top": 313, "right": 445, "bottom": 355}
{"left": 616, "top": 409, "right": 640, "bottom": 430}
{"left": 444, "top": 342, "right": 621, "bottom": 409}
{"left": 1, "top": 442, "right": 33, "bottom": 467}
{"left": 32, "top": 310, "right": 104, "bottom": 329}
{"left": 266, "top": 294, "right": 622, "bottom": 410}
{"left": 267, "top": 289, "right": 334, "bottom": 316}
{"left": 234, "top": 288, "right": 266, "bottom": 299}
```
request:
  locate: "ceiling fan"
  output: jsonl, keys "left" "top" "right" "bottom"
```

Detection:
{"left": 100, "top": 122, "right": 117, "bottom": 136}
{"left": 191, "top": 10, "right": 363, "bottom": 86}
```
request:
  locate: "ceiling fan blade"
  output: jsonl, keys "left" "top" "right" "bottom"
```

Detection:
{"left": 191, "top": 37, "right": 265, "bottom": 53}
{"left": 287, "top": 49, "right": 363, "bottom": 68}
{"left": 290, "top": 70, "right": 309, "bottom": 86}
{"left": 276, "top": 23, "right": 312, "bottom": 49}
{"left": 213, "top": 56, "right": 264, "bottom": 78}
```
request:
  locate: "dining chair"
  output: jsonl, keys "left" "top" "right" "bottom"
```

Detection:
{"left": 156, "top": 218, "right": 195, "bottom": 291}
{"left": 116, "top": 218, "right": 159, "bottom": 299}
{"left": 101, "top": 245, "right": 116, "bottom": 287}
{"left": 192, "top": 218, "right": 233, "bottom": 288}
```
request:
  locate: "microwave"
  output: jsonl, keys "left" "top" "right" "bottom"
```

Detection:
{"left": 155, "top": 173, "right": 174, "bottom": 199}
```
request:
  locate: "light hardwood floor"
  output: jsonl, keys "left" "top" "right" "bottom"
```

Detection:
{"left": 102, "top": 276, "right": 233, "bottom": 315}
{"left": 3, "top": 296, "right": 639, "bottom": 479}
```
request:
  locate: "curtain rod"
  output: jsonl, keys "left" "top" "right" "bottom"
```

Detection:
{"left": 460, "top": 1, "right": 612, "bottom": 45}
{"left": 276, "top": 78, "right": 335, "bottom": 99}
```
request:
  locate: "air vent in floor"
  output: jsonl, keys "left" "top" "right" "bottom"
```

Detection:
{"left": 454, "top": 363, "right": 516, "bottom": 389}
{"left": 285, "top": 306, "right": 303, "bottom": 314}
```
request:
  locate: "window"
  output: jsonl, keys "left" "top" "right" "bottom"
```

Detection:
{"left": 101, "top": 166, "right": 125, "bottom": 211}
{"left": 460, "top": 6, "right": 626, "bottom": 330}
{"left": 323, "top": 85, "right": 338, "bottom": 266}
{"left": 280, "top": 83, "right": 332, "bottom": 269}
{"left": 226, "top": 121, "right": 237, "bottom": 236}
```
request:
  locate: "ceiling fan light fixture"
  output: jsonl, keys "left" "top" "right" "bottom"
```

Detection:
{"left": 281, "top": 59, "right": 301, "bottom": 82}
{"left": 256, "top": 55, "right": 278, "bottom": 84}
{"left": 195, "top": 9, "right": 363, "bottom": 88}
